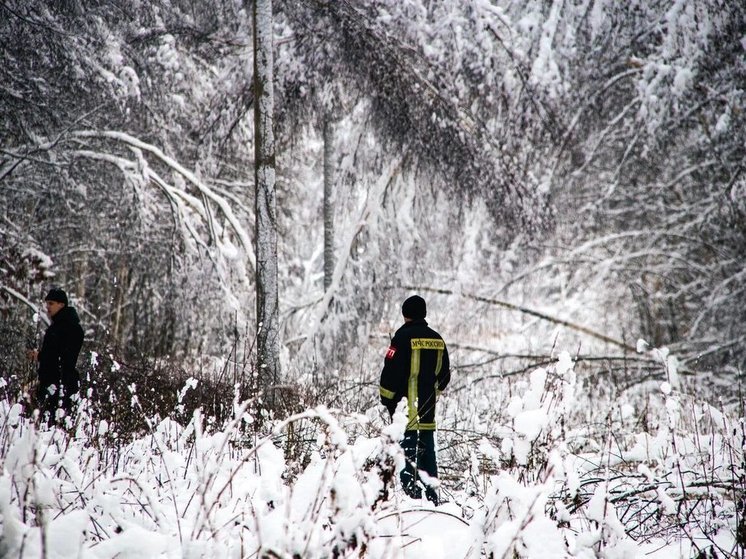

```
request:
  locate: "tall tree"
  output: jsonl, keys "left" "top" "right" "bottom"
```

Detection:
{"left": 323, "top": 118, "right": 335, "bottom": 292}
{"left": 253, "top": 0, "right": 280, "bottom": 400}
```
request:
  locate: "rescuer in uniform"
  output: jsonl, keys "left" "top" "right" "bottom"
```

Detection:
{"left": 379, "top": 295, "right": 451, "bottom": 504}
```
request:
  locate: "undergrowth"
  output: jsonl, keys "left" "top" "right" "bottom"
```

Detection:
{"left": 0, "top": 344, "right": 744, "bottom": 558}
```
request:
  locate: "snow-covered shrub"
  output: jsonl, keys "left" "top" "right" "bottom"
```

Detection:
{"left": 440, "top": 347, "right": 744, "bottom": 557}
{"left": 1, "top": 345, "right": 743, "bottom": 558}
{"left": 0, "top": 392, "right": 406, "bottom": 558}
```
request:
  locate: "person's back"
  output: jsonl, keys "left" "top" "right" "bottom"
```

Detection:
{"left": 379, "top": 295, "right": 450, "bottom": 504}
{"left": 380, "top": 318, "right": 449, "bottom": 430}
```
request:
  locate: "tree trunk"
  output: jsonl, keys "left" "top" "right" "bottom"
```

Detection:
{"left": 253, "top": 0, "right": 280, "bottom": 404}
{"left": 323, "top": 118, "right": 335, "bottom": 292}
{"left": 111, "top": 263, "right": 128, "bottom": 352}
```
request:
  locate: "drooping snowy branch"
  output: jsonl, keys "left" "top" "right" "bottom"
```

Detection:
{"left": 296, "top": 155, "right": 405, "bottom": 359}
{"left": 72, "top": 129, "right": 256, "bottom": 271}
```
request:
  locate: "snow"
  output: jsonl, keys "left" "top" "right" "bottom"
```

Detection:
{"left": 2, "top": 2, "right": 744, "bottom": 558}
{"left": 672, "top": 66, "right": 694, "bottom": 96}
{"left": 715, "top": 111, "right": 731, "bottom": 134}
{"left": 375, "top": 508, "right": 470, "bottom": 558}
{"left": 21, "top": 248, "right": 54, "bottom": 272}
{"left": 1, "top": 341, "right": 742, "bottom": 558}
{"left": 514, "top": 408, "right": 547, "bottom": 439}
{"left": 529, "top": 1, "right": 566, "bottom": 99}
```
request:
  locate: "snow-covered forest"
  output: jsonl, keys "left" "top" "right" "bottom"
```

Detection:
{"left": 1, "top": 0, "right": 745, "bottom": 557}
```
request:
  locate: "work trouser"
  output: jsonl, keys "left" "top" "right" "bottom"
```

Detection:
{"left": 400, "top": 429, "right": 438, "bottom": 504}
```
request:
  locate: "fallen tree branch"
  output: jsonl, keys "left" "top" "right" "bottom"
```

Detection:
{"left": 400, "top": 285, "right": 636, "bottom": 353}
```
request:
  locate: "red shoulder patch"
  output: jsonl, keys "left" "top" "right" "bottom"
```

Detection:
{"left": 385, "top": 346, "right": 397, "bottom": 360}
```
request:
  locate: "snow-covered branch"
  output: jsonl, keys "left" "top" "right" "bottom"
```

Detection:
{"left": 72, "top": 130, "right": 256, "bottom": 270}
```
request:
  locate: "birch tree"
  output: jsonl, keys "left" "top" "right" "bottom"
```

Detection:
{"left": 253, "top": 0, "right": 280, "bottom": 398}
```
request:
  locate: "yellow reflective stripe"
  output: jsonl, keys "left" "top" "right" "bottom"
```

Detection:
{"left": 408, "top": 422, "right": 436, "bottom": 431}
{"left": 408, "top": 348, "right": 420, "bottom": 425}
{"left": 411, "top": 338, "right": 445, "bottom": 350}
{"left": 379, "top": 386, "right": 395, "bottom": 399}
{"left": 435, "top": 348, "right": 443, "bottom": 378}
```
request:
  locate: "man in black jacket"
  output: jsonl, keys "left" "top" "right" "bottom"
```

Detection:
{"left": 28, "top": 288, "right": 84, "bottom": 422}
{"left": 379, "top": 295, "right": 450, "bottom": 504}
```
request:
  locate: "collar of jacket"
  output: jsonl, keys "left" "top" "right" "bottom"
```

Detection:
{"left": 52, "top": 306, "right": 78, "bottom": 324}
{"left": 403, "top": 318, "right": 428, "bottom": 327}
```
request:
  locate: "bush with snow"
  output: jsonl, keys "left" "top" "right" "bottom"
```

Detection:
{"left": 0, "top": 347, "right": 743, "bottom": 558}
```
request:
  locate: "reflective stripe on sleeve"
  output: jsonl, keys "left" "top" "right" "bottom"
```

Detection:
{"left": 380, "top": 386, "right": 396, "bottom": 400}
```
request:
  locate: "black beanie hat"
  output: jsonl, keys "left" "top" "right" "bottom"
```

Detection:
{"left": 402, "top": 295, "right": 426, "bottom": 320}
{"left": 45, "top": 288, "right": 68, "bottom": 306}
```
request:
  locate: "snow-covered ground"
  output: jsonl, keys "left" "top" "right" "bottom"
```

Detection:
{"left": 1, "top": 349, "right": 742, "bottom": 558}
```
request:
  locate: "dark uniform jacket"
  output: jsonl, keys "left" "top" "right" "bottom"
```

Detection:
{"left": 38, "top": 305, "right": 84, "bottom": 401}
{"left": 379, "top": 318, "right": 450, "bottom": 431}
